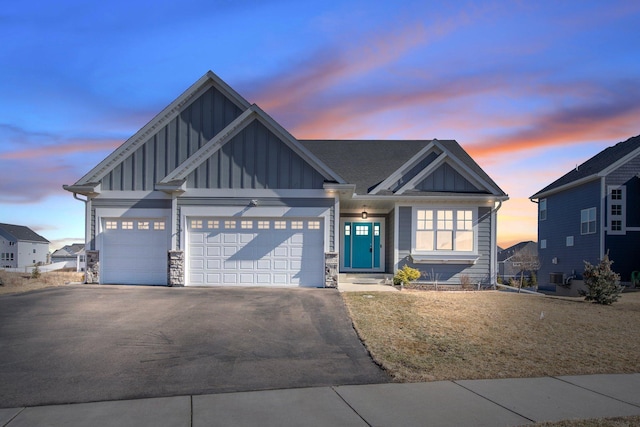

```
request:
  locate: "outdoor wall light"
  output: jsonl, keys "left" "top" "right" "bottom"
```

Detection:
{"left": 361, "top": 206, "right": 368, "bottom": 219}
{"left": 250, "top": 199, "right": 258, "bottom": 206}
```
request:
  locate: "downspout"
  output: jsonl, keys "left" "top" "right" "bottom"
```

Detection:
{"left": 490, "top": 200, "right": 503, "bottom": 287}
{"left": 71, "top": 192, "right": 90, "bottom": 249}
{"left": 70, "top": 192, "right": 90, "bottom": 283}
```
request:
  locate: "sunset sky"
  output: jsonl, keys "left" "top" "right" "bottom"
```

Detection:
{"left": 1, "top": 0, "right": 639, "bottom": 250}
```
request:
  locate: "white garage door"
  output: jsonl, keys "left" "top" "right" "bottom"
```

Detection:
{"left": 101, "top": 219, "right": 168, "bottom": 285}
{"left": 187, "top": 218, "right": 324, "bottom": 287}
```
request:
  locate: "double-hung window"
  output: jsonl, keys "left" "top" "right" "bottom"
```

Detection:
{"left": 580, "top": 207, "right": 596, "bottom": 235}
{"left": 415, "top": 208, "right": 475, "bottom": 252}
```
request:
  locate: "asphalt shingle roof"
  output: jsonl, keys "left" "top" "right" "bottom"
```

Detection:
{"left": 0, "top": 223, "right": 49, "bottom": 243}
{"left": 301, "top": 139, "right": 506, "bottom": 196}
{"left": 532, "top": 134, "right": 640, "bottom": 198}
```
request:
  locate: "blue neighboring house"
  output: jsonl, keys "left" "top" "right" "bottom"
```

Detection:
{"left": 530, "top": 134, "right": 640, "bottom": 292}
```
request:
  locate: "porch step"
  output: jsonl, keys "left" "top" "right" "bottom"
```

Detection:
{"left": 339, "top": 273, "right": 393, "bottom": 285}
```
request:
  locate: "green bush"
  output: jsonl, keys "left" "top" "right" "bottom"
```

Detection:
{"left": 31, "top": 265, "right": 41, "bottom": 279}
{"left": 528, "top": 272, "right": 537, "bottom": 288}
{"left": 582, "top": 254, "right": 622, "bottom": 305}
{"left": 394, "top": 265, "right": 421, "bottom": 286}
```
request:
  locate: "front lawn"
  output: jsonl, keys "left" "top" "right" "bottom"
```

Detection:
{"left": 342, "top": 290, "right": 640, "bottom": 382}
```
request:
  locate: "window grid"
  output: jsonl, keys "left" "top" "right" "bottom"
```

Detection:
{"left": 105, "top": 221, "right": 118, "bottom": 230}
{"left": 611, "top": 205, "right": 622, "bottom": 216}
{"left": 154, "top": 221, "right": 165, "bottom": 230}
{"left": 415, "top": 209, "right": 474, "bottom": 252}
{"left": 291, "top": 221, "right": 303, "bottom": 230}
{"left": 611, "top": 220, "right": 622, "bottom": 231}
{"left": 258, "top": 221, "right": 270, "bottom": 229}
{"left": 274, "top": 221, "right": 286, "bottom": 230}
{"left": 241, "top": 220, "right": 253, "bottom": 229}
{"left": 207, "top": 220, "right": 219, "bottom": 229}
{"left": 344, "top": 224, "right": 351, "bottom": 236}
{"left": 355, "top": 225, "right": 369, "bottom": 236}
{"left": 308, "top": 221, "right": 320, "bottom": 230}
{"left": 191, "top": 220, "right": 203, "bottom": 229}
{"left": 224, "top": 220, "right": 236, "bottom": 229}
{"left": 121, "top": 221, "right": 134, "bottom": 230}
{"left": 138, "top": 221, "right": 150, "bottom": 230}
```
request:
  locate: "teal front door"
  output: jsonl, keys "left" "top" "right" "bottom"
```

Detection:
{"left": 344, "top": 221, "right": 381, "bottom": 269}
{"left": 352, "top": 223, "right": 373, "bottom": 268}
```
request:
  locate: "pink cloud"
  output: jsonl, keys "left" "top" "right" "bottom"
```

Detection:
{"left": 1, "top": 139, "right": 121, "bottom": 160}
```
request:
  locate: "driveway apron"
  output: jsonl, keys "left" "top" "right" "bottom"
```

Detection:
{"left": 0, "top": 285, "right": 389, "bottom": 408}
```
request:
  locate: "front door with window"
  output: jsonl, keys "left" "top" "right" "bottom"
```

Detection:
{"left": 343, "top": 220, "right": 382, "bottom": 270}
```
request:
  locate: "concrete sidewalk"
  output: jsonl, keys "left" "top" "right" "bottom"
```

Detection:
{"left": 2, "top": 374, "right": 640, "bottom": 426}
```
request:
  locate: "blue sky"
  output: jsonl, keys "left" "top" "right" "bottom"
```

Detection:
{"left": 1, "top": 0, "right": 639, "bottom": 250}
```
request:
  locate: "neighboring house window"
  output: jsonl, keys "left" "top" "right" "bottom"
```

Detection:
{"left": 414, "top": 208, "right": 474, "bottom": 252}
{"left": 9, "top": 242, "right": 15, "bottom": 246}
{"left": 539, "top": 199, "right": 547, "bottom": 221}
{"left": 540, "top": 239, "right": 547, "bottom": 249}
{"left": 581, "top": 208, "right": 596, "bottom": 235}
{"left": 566, "top": 236, "right": 574, "bottom": 247}
{"left": 608, "top": 185, "right": 626, "bottom": 235}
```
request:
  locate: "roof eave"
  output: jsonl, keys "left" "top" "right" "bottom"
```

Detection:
{"left": 530, "top": 174, "right": 600, "bottom": 200}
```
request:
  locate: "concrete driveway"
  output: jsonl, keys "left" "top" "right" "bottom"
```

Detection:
{"left": 0, "top": 285, "right": 389, "bottom": 408}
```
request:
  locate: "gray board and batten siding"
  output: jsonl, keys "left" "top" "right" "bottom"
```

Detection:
{"left": 101, "top": 86, "right": 244, "bottom": 191}
{"left": 397, "top": 206, "right": 493, "bottom": 285}
{"left": 185, "top": 120, "right": 326, "bottom": 190}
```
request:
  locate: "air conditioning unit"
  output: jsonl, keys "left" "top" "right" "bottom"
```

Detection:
{"left": 549, "top": 272, "right": 565, "bottom": 285}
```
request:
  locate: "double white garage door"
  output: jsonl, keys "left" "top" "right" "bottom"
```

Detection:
{"left": 187, "top": 218, "right": 324, "bottom": 287}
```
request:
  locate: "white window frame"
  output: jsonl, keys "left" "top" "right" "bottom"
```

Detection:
{"left": 580, "top": 207, "right": 596, "bottom": 235}
{"left": 412, "top": 207, "right": 477, "bottom": 254}
{"left": 607, "top": 185, "right": 626, "bottom": 235}
{"left": 539, "top": 198, "right": 547, "bottom": 221}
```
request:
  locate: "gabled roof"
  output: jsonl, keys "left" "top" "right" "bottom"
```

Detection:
{"left": 0, "top": 223, "right": 49, "bottom": 243}
{"left": 497, "top": 241, "right": 536, "bottom": 262}
{"left": 73, "top": 71, "right": 252, "bottom": 187}
{"left": 51, "top": 243, "right": 84, "bottom": 257}
{"left": 159, "top": 104, "right": 343, "bottom": 186}
{"left": 300, "top": 140, "right": 430, "bottom": 194}
{"left": 301, "top": 139, "right": 507, "bottom": 197}
{"left": 531, "top": 134, "right": 640, "bottom": 199}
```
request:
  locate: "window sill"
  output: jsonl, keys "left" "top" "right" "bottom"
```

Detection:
{"left": 410, "top": 253, "right": 479, "bottom": 265}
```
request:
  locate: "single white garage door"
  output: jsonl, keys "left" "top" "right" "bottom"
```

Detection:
{"left": 101, "top": 218, "right": 168, "bottom": 285}
{"left": 187, "top": 218, "right": 324, "bottom": 287}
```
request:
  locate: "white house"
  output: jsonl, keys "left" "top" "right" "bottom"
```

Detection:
{"left": 0, "top": 223, "right": 50, "bottom": 269}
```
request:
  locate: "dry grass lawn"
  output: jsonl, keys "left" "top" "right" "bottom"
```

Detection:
{"left": 342, "top": 290, "right": 640, "bottom": 382}
{"left": 0, "top": 270, "right": 84, "bottom": 295}
{"left": 529, "top": 416, "right": 640, "bottom": 426}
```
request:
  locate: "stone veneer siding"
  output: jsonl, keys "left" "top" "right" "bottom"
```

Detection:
{"left": 85, "top": 250, "right": 99, "bottom": 284}
{"left": 168, "top": 251, "right": 185, "bottom": 287}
